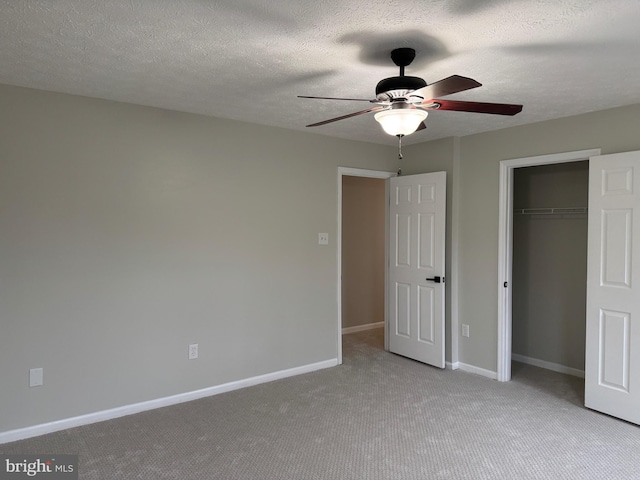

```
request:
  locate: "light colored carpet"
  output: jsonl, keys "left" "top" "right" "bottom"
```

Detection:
{"left": 2, "top": 328, "right": 639, "bottom": 479}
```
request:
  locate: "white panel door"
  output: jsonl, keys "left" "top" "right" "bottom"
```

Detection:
{"left": 389, "top": 172, "right": 446, "bottom": 368}
{"left": 586, "top": 151, "right": 640, "bottom": 425}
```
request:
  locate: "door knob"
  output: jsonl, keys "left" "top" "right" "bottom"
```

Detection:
{"left": 426, "top": 276, "right": 443, "bottom": 283}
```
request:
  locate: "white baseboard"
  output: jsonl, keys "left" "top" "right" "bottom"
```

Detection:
{"left": 447, "top": 361, "right": 460, "bottom": 370}
{"left": 0, "top": 358, "right": 338, "bottom": 445}
{"left": 457, "top": 362, "right": 498, "bottom": 380}
{"left": 512, "top": 353, "right": 585, "bottom": 378}
{"left": 341, "top": 321, "right": 384, "bottom": 335}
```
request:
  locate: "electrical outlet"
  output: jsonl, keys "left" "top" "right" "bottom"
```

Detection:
{"left": 318, "top": 233, "right": 329, "bottom": 245}
{"left": 188, "top": 344, "right": 198, "bottom": 360}
{"left": 29, "top": 368, "right": 43, "bottom": 387}
{"left": 461, "top": 324, "right": 470, "bottom": 338}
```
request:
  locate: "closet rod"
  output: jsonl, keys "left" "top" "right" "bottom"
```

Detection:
{"left": 515, "top": 207, "right": 588, "bottom": 215}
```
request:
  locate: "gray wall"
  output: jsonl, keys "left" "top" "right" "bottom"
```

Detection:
{"left": 512, "top": 162, "right": 589, "bottom": 370}
{"left": 341, "top": 176, "right": 385, "bottom": 329}
{"left": 0, "top": 84, "right": 398, "bottom": 432}
{"left": 406, "top": 103, "right": 640, "bottom": 372}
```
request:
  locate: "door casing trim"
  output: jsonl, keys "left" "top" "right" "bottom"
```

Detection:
{"left": 496, "top": 148, "right": 600, "bottom": 382}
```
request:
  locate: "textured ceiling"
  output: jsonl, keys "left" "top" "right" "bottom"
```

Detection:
{"left": 2, "top": 0, "right": 640, "bottom": 145}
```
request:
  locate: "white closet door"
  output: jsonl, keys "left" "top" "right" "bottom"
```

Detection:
{"left": 585, "top": 151, "right": 640, "bottom": 425}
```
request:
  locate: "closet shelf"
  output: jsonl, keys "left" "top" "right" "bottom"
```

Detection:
{"left": 515, "top": 207, "right": 588, "bottom": 215}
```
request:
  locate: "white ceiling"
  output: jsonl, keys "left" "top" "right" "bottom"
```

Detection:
{"left": 2, "top": 0, "right": 640, "bottom": 146}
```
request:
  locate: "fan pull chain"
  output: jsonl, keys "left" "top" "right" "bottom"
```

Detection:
{"left": 396, "top": 134, "right": 404, "bottom": 175}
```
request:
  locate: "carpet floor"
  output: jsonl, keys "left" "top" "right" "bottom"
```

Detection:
{"left": 2, "top": 328, "right": 639, "bottom": 479}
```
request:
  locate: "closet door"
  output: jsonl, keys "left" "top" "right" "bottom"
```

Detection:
{"left": 585, "top": 151, "right": 640, "bottom": 425}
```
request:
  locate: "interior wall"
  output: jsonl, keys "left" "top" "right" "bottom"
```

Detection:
{"left": 0, "top": 84, "right": 398, "bottom": 433}
{"left": 512, "top": 162, "right": 589, "bottom": 371}
{"left": 341, "top": 176, "right": 385, "bottom": 329}
{"left": 406, "top": 103, "right": 640, "bottom": 373}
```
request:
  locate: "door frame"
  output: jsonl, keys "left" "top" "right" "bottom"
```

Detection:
{"left": 496, "top": 148, "right": 601, "bottom": 382}
{"left": 337, "top": 167, "right": 396, "bottom": 365}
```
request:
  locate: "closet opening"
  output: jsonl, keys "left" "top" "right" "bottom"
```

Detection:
{"left": 511, "top": 161, "right": 589, "bottom": 379}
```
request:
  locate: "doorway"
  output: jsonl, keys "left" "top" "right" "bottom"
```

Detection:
{"left": 497, "top": 149, "right": 601, "bottom": 381}
{"left": 337, "top": 167, "right": 395, "bottom": 365}
{"left": 341, "top": 175, "right": 386, "bottom": 335}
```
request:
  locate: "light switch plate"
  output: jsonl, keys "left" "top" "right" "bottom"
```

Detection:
{"left": 318, "top": 233, "right": 329, "bottom": 245}
{"left": 29, "top": 368, "right": 43, "bottom": 387}
{"left": 462, "top": 324, "right": 470, "bottom": 338}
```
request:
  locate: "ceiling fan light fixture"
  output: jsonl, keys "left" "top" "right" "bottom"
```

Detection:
{"left": 374, "top": 108, "right": 428, "bottom": 136}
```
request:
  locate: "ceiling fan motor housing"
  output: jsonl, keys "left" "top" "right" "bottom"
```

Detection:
{"left": 375, "top": 76, "right": 427, "bottom": 101}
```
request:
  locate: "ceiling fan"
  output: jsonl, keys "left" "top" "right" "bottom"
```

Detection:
{"left": 299, "top": 47, "right": 523, "bottom": 137}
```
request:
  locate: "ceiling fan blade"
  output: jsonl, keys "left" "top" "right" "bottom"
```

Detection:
{"left": 415, "top": 121, "right": 427, "bottom": 132}
{"left": 305, "top": 106, "right": 387, "bottom": 127}
{"left": 407, "top": 75, "right": 482, "bottom": 102}
{"left": 298, "top": 95, "right": 376, "bottom": 103}
{"left": 429, "top": 99, "right": 523, "bottom": 115}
